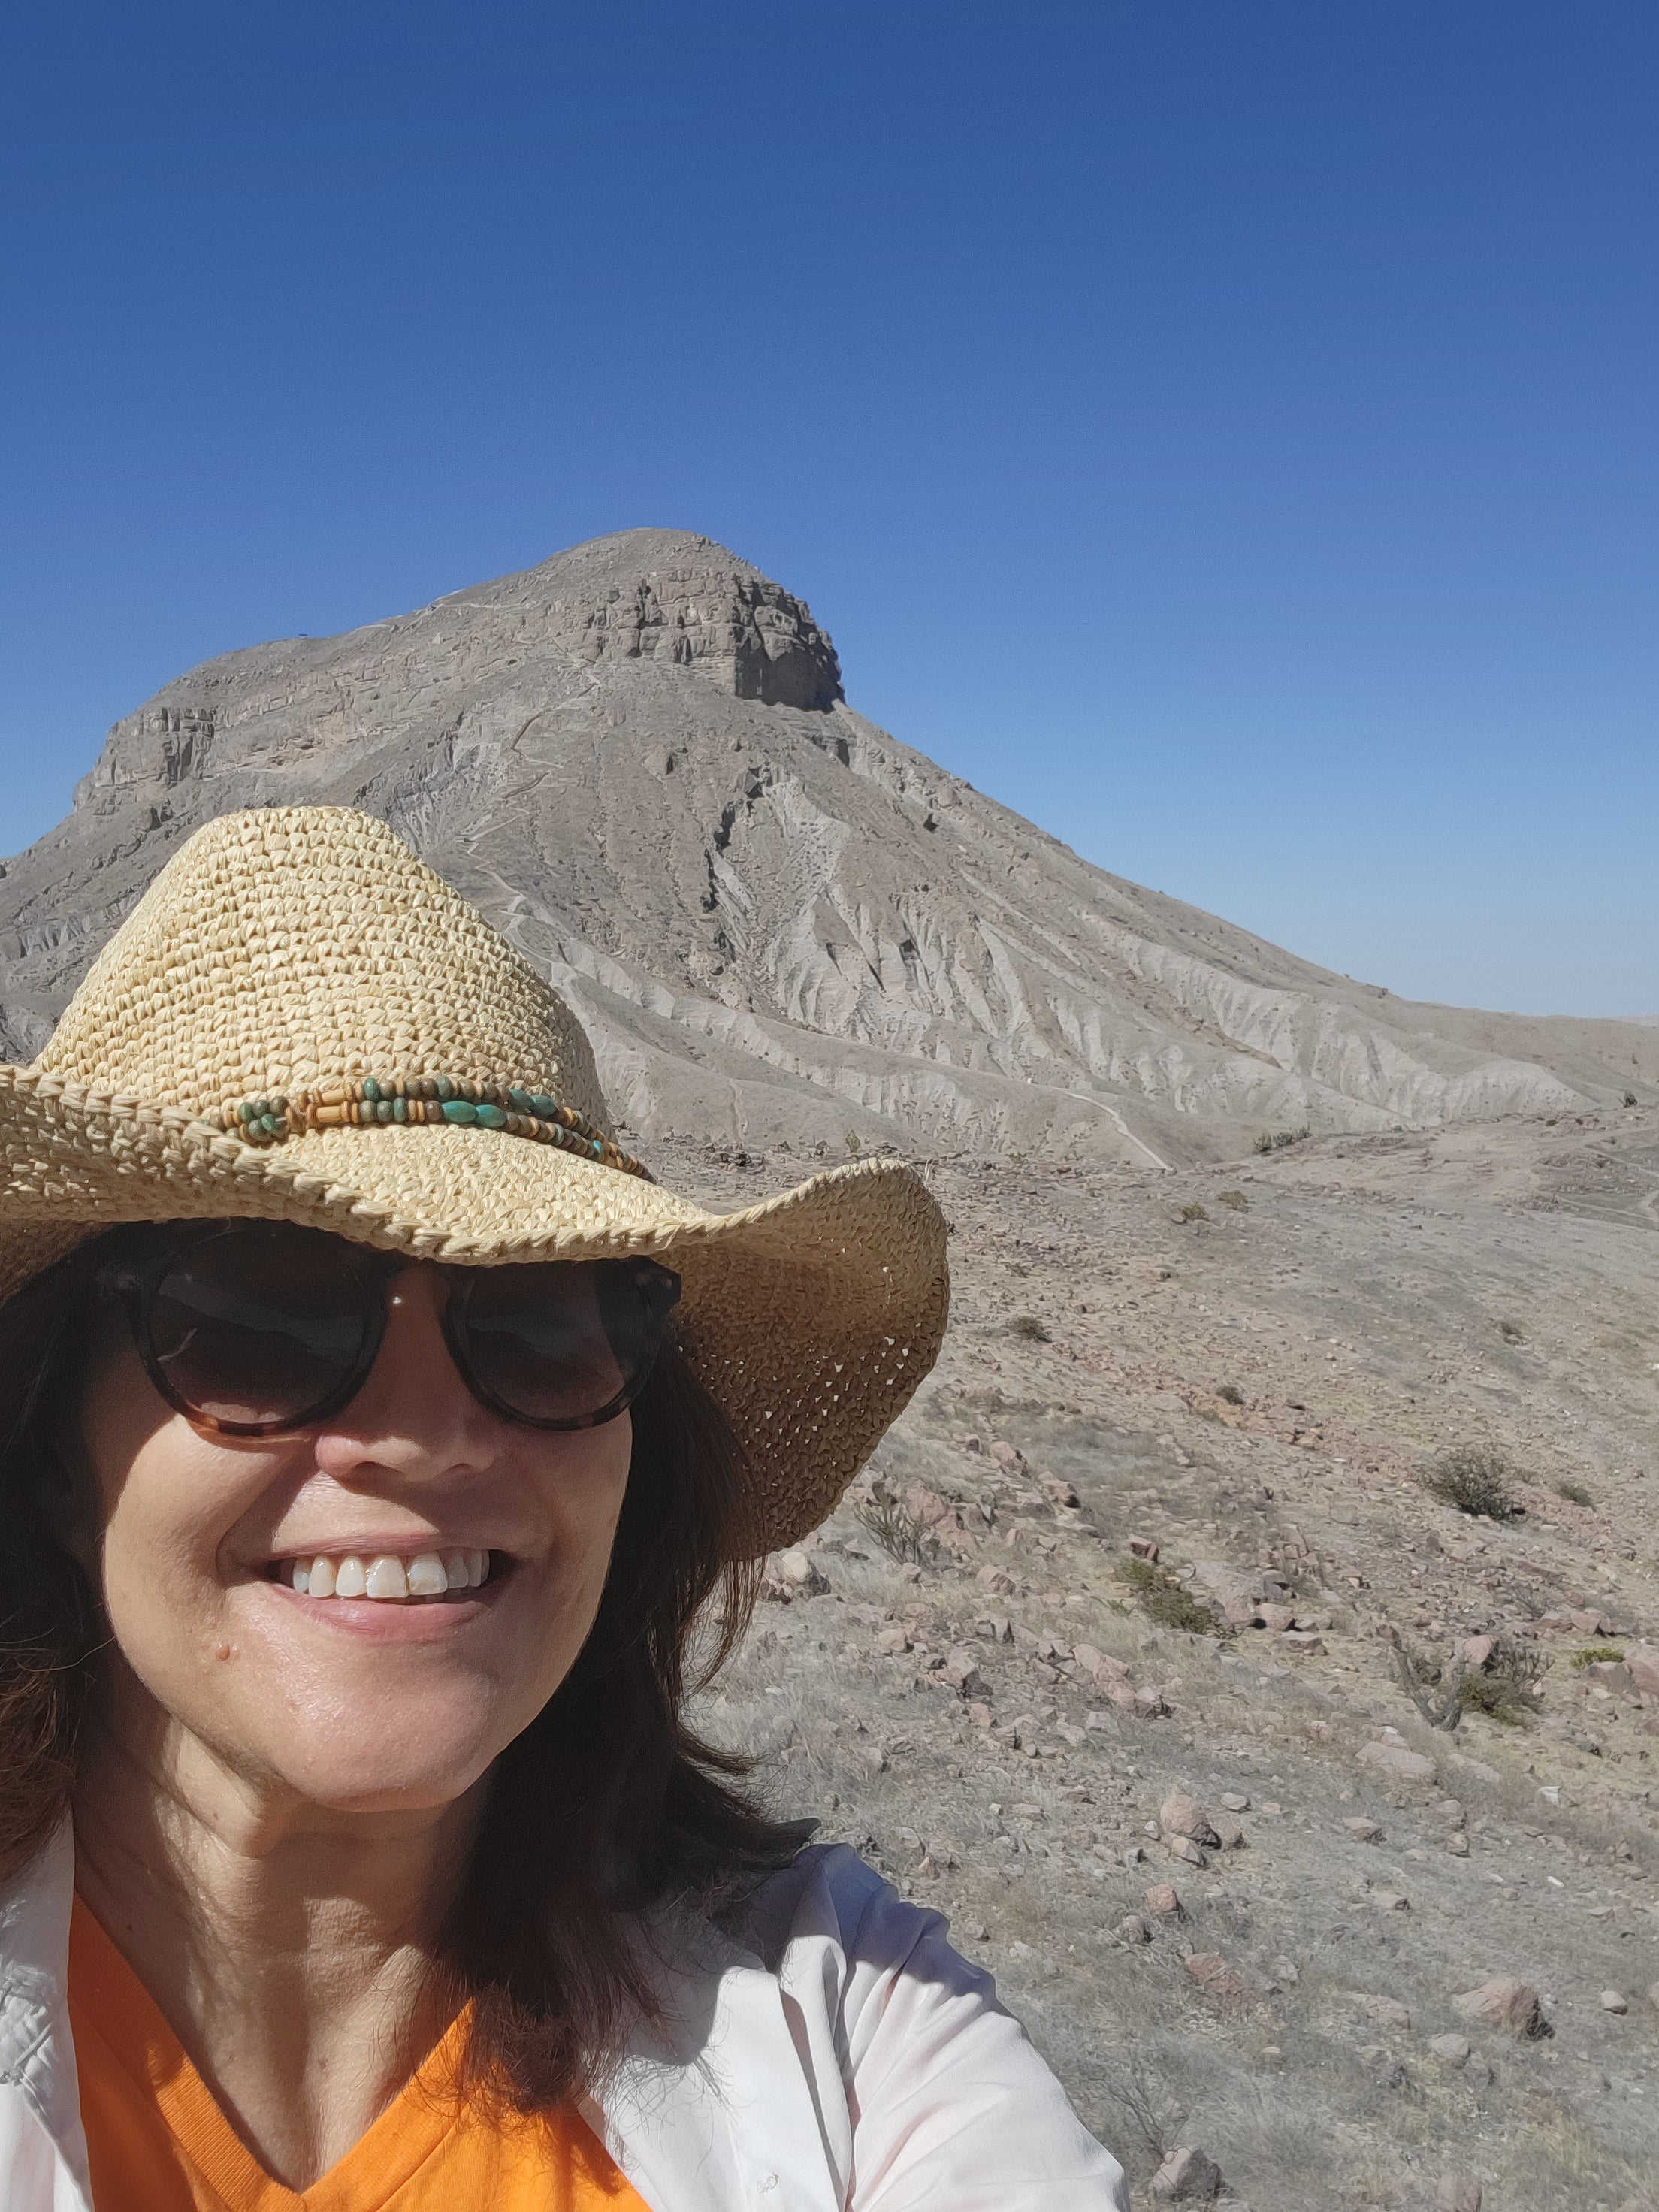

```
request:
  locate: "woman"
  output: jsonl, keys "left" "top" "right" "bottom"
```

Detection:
{"left": 0, "top": 805, "right": 1129, "bottom": 2210}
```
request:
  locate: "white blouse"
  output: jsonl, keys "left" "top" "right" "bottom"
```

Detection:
{"left": 0, "top": 1824, "right": 1128, "bottom": 2212}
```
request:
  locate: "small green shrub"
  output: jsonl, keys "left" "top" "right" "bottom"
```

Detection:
{"left": 1216, "top": 1189, "right": 1249, "bottom": 1211}
{"left": 1115, "top": 1557, "right": 1225, "bottom": 1636}
{"left": 1175, "top": 1201, "right": 1207, "bottom": 1222}
{"left": 1568, "top": 1645, "right": 1624, "bottom": 1669}
{"left": 1556, "top": 1479, "right": 1593, "bottom": 1506}
{"left": 1216, "top": 1383, "right": 1245, "bottom": 1406}
{"left": 1009, "top": 1313, "right": 1050, "bottom": 1343}
{"left": 1423, "top": 1446, "right": 1525, "bottom": 1519}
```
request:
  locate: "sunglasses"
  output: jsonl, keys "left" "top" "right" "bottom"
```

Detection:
{"left": 94, "top": 1221, "right": 681, "bottom": 1437}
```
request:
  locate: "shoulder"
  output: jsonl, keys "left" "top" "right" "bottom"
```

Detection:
{"left": 714, "top": 1845, "right": 1131, "bottom": 2210}
{"left": 726, "top": 1840, "right": 985, "bottom": 2004}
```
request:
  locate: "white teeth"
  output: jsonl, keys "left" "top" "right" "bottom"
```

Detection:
{"left": 282, "top": 1549, "right": 493, "bottom": 1601}
{"left": 365, "top": 1555, "right": 409, "bottom": 1600}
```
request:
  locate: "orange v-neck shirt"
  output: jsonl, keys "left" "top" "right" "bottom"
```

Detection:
{"left": 68, "top": 1896, "right": 648, "bottom": 2212}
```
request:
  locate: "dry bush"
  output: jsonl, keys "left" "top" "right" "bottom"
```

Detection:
{"left": 1556, "top": 1477, "right": 1593, "bottom": 1506}
{"left": 853, "top": 1492, "right": 936, "bottom": 1567}
{"left": 1175, "top": 1201, "right": 1208, "bottom": 1222}
{"left": 1423, "top": 1446, "right": 1525, "bottom": 1518}
{"left": 1216, "top": 1383, "right": 1245, "bottom": 1406}
{"left": 1115, "top": 1557, "right": 1224, "bottom": 1636}
{"left": 1253, "top": 1126, "right": 1310, "bottom": 1154}
{"left": 1460, "top": 1635, "right": 1545, "bottom": 1725}
{"left": 1216, "top": 1189, "right": 1248, "bottom": 1210}
{"left": 1009, "top": 1313, "right": 1050, "bottom": 1342}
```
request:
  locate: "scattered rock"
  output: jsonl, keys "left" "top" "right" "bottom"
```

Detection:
{"left": 1454, "top": 1978, "right": 1548, "bottom": 2038}
{"left": 1144, "top": 1883, "right": 1184, "bottom": 1918}
{"left": 1353, "top": 2043, "right": 1406, "bottom": 2087}
{"left": 1127, "top": 1536, "right": 1160, "bottom": 1561}
{"left": 938, "top": 1647, "right": 988, "bottom": 1700}
{"left": 1427, "top": 2033, "right": 1471, "bottom": 2068}
{"left": 1185, "top": 1952, "right": 1256, "bottom": 2006}
{"left": 1358, "top": 1739, "right": 1437, "bottom": 1785}
{"left": 1458, "top": 1634, "right": 1496, "bottom": 1670}
{"left": 1434, "top": 2180, "right": 1482, "bottom": 2212}
{"left": 1625, "top": 1643, "right": 1659, "bottom": 1697}
{"left": 1116, "top": 1914, "right": 1153, "bottom": 1944}
{"left": 1168, "top": 1835, "right": 1208, "bottom": 1869}
{"left": 1219, "top": 1791, "right": 1250, "bottom": 1812}
{"left": 1151, "top": 2145, "right": 1224, "bottom": 2201}
{"left": 774, "top": 1547, "right": 827, "bottom": 1594}
{"left": 1370, "top": 1889, "right": 1409, "bottom": 1914}
{"left": 1159, "top": 1788, "right": 1220, "bottom": 1845}
{"left": 1347, "top": 1992, "right": 1411, "bottom": 2032}
{"left": 1600, "top": 1989, "right": 1629, "bottom": 2014}
{"left": 1343, "top": 1817, "right": 1384, "bottom": 1842}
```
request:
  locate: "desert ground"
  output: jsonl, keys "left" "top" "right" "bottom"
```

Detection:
{"left": 672, "top": 1105, "right": 1659, "bottom": 2212}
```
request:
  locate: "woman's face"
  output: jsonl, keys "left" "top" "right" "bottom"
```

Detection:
{"left": 67, "top": 1258, "right": 633, "bottom": 1816}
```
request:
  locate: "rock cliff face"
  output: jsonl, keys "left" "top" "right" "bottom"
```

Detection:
{"left": 3, "top": 527, "right": 1653, "bottom": 1164}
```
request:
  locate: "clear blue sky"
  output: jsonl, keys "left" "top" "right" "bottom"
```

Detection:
{"left": 2, "top": 1, "right": 1654, "bottom": 1016}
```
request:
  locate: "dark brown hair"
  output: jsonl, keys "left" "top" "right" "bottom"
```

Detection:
{"left": 0, "top": 1228, "right": 801, "bottom": 2111}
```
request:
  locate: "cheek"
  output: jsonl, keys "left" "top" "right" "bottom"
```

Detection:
{"left": 76, "top": 1348, "right": 287, "bottom": 1682}
{"left": 506, "top": 1425, "right": 634, "bottom": 1694}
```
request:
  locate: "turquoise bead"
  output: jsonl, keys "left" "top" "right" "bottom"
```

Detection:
{"left": 238, "top": 1101, "right": 258, "bottom": 1123}
{"left": 474, "top": 1102, "right": 507, "bottom": 1129}
{"left": 507, "top": 1087, "right": 533, "bottom": 1114}
{"left": 258, "top": 1114, "right": 280, "bottom": 1136}
{"left": 392, "top": 1096, "right": 408, "bottom": 1123}
{"left": 362, "top": 1076, "right": 381, "bottom": 1103}
{"left": 442, "top": 1099, "right": 477, "bottom": 1125}
{"left": 530, "top": 1092, "right": 557, "bottom": 1119}
{"left": 435, "top": 1076, "right": 455, "bottom": 1101}
{"left": 376, "top": 1100, "right": 394, "bottom": 1123}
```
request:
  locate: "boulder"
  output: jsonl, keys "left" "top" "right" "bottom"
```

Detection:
{"left": 1348, "top": 1991, "right": 1411, "bottom": 2032}
{"left": 1435, "top": 2180, "right": 1482, "bottom": 2212}
{"left": 1159, "top": 1788, "right": 1220, "bottom": 1845}
{"left": 1625, "top": 1643, "right": 1659, "bottom": 1697}
{"left": 1185, "top": 1952, "right": 1256, "bottom": 2005}
{"left": 1151, "top": 2146, "right": 1224, "bottom": 2201}
{"left": 1428, "top": 2033, "right": 1471, "bottom": 2068}
{"left": 1453, "top": 1978, "right": 1547, "bottom": 2037}
{"left": 1358, "top": 1739, "right": 1438, "bottom": 1785}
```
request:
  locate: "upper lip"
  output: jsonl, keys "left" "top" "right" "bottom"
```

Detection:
{"left": 263, "top": 1536, "right": 507, "bottom": 1561}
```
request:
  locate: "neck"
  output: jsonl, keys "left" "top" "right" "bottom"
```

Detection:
{"left": 71, "top": 1671, "right": 487, "bottom": 2189}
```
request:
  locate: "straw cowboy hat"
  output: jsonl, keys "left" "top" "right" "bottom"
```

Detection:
{"left": 0, "top": 806, "right": 948, "bottom": 1551}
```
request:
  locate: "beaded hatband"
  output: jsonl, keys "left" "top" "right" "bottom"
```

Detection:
{"left": 218, "top": 1075, "right": 649, "bottom": 1180}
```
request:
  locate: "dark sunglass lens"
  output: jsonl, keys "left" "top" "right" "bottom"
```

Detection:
{"left": 458, "top": 1262, "right": 669, "bottom": 1425}
{"left": 147, "top": 1228, "right": 370, "bottom": 1428}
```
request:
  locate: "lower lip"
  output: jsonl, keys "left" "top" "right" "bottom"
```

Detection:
{"left": 259, "top": 1573, "right": 509, "bottom": 1640}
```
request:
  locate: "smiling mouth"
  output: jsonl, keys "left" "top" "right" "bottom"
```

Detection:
{"left": 266, "top": 1549, "right": 495, "bottom": 1602}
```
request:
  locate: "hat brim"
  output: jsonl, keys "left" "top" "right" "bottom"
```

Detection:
{"left": 0, "top": 1068, "right": 947, "bottom": 1553}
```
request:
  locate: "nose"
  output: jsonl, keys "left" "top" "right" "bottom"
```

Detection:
{"left": 310, "top": 1265, "right": 500, "bottom": 1485}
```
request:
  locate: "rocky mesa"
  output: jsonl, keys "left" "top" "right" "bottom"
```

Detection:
{"left": 3, "top": 527, "right": 1654, "bottom": 1165}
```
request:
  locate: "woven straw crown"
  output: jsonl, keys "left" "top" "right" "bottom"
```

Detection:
{"left": 0, "top": 807, "right": 949, "bottom": 1552}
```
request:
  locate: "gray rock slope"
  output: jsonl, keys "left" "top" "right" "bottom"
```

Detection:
{"left": 4, "top": 527, "right": 1653, "bottom": 1165}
